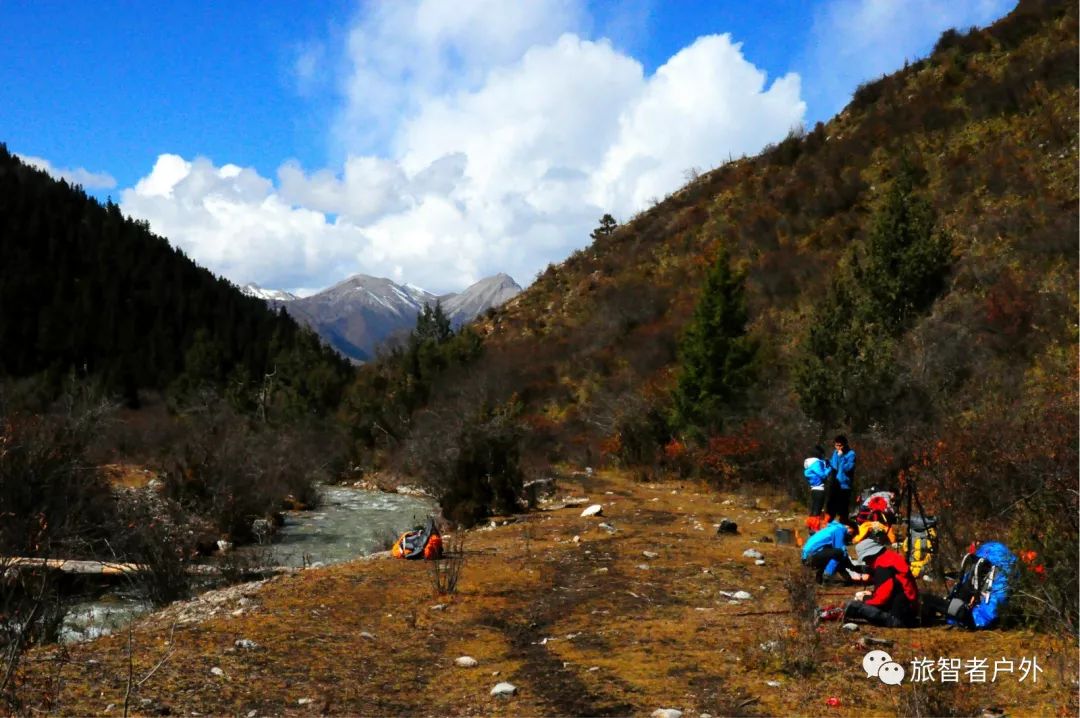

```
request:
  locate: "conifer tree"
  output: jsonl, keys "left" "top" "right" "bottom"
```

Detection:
{"left": 795, "top": 159, "right": 951, "bottom": 428}
{"left": 670, "top": 245, "right": 757, "bottom": 436}
{"left": 590, "top": 214, "right": 618, "bottom": 241}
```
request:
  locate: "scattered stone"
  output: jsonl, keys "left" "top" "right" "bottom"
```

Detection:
{"left": 492, "top": 671, "right": 500, "bottom": 676}
{"left": 717, "top": 519, "right": 738, "bottom": 535}
{"left": 760, "top": 641, "right": 779, "bottom": 652}
{"left": 766, "top": 681, "right": 782, "bottom": 688}
{"left": 598, "top": 522, "right": 617, "bottom": 533}
{"left": 234, "top": 639, "right": 259, "bottom": 650}
{"left": 455, "top": 656, "right": 479, "bottom": 668}
{"left": 360, "top": 631, "right": 376, "bottom": 640}
{"left": 572, "top": 535, "right": 581, "bottom": 543}
{"left": 104, "top": 704, "right": 115, "bottom": 713}
{"left": 637, "top": 564, "right": 650, "bottom": 571}
{"left": 842, "top": 623, "right": 859, "bottom": 632}
{"left": 589, "top": 666, "right": 600, "bottom": 672}
{"left": 594, "top": 567, "right": 609, "bottom": 574}
{"left": 701, "top": 714, "right": 714, "bottom": 718}
{"left": 210, "top": 667, "right": 225, "bottom": 677}
{"left": 859, "top": 636, "right": 894, "bottom": 648}
{"left": 755, "top": 559, "right": 766, "bottom": 566}
{"left": 430, "top": 604, "right": 446, "bottom": 611}
{"left": 247, "top": 711, "right": 257, "bottom": 718}
{"left": 643, "top": 551, "right": 659, "bottom": 559}
{"left": 742, "top": 549, "right": 764, "bottom": 560}
{"left": 564, "top": 497, "right": 590, "bottom": 507}
{"left": 732, "top": 591, "right": 752, "bottom": 600}
{"left": 297, "top": 698, "right": 313, "bottom": 706}
{"left": 652, "top": 709, "right": 683, "bottom": 718}
{"left": 581, "top": 504, "right": 604, "bottom": 518}
{"left": 491, "top": 682, "right": 518, "bottom": 697}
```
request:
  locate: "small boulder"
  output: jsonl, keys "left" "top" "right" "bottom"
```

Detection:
{"left": 842, "top": 623, "right": 859, "bottom": 632}
{"left": 455, "top": 656, "right": 479, "bottom": 668}
{"left": 360, "top": 631, "right": 376, "bottom": 640}
{"left": 642, "top": 551, "right": 659, "bottom": 559}
{"left": 490, "top": 682, "right": 518, "bottom": 697}
{"left": 652, "top": 710, "right": 683, "bottom": 718}
{"left": 755, "top": 559, "right": 766, "bottom": 566}
{"left": 717, "top": 519, "right": 738, "bottom": 535}
{"left": 732, "top": 590, "right": 752, "bottom": 600}
{"left": 234, "top": 639, "right": 259, "bottom": 650}
{"left": 581, "top": 504, "right": 604, "bottom": 518}
{"left": 742, "top": 549, "right": 764, "bottom": 560}
{"left": 210, "top": 667, "right": 225, "bottom": 677}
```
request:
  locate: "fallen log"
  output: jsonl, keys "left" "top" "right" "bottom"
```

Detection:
{"left": 3, "top": 557, "right": 220, "bottom": 576}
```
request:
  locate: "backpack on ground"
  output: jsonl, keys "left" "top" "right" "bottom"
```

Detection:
{"left": 392, "top": 517, "right": 444, "bottom": 560}
{"left": 902, "top": 513, "right": 937, "bottom": 577}
{"left": 947, "top": 541, "right": 1016, "bottom": 628}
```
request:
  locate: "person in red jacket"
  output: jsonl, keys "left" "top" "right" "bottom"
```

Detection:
{"left": 843, "top": 539, "right": 919, "bottom": 627}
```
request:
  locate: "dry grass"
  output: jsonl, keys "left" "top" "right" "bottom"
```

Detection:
{"left": 16, "top": 469, "right": 1078, "bottom": 717}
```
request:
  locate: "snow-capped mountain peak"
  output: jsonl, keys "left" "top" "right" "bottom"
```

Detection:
{"left": 241, "top": 283, "right": 297, "bottom": 302}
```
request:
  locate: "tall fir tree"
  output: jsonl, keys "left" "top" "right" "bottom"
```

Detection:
{"left": 670, "top": 244, "right": 757, "bottom": 437}
{"left": 795, "top": 158, "right": 951, "bottom": 428}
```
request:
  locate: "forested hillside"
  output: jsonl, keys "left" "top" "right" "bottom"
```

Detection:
{"left": 346, "top": 0, "right": 1077, "bottom": 623}
{"left": 0, "top": 146, "right": 352, "bottom": 412}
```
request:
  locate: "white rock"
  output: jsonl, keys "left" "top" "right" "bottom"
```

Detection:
{"left": 742, "top": 549, "right": 763, "bottom": 559}
{"left": 455, "top": 656, "right": 479, "bottom": 668}
{"left": 234, "top": 639, "right": 259, "bottom": 650}
{"left": 430, "top": 604, "right": 446, "bottom": 611}
{"left": 572, "top": 535, "right": 581, "bottom": 543}
{"left": 755, "top": 559, "right": 766, "bottom": 566}
{"left": 637, "top": 564, "right": 650, "bottom": 571}
{"left": 643, "top": 551, "right": 659, "bottom": 559}
{"left": 842, "top": 622, "right": 859, "bottom": 632}
{"left": 297, "top": 698, "right": 313, "bottom": 705}
{"left": 360, "top": 631, "right": 376, "bottom": 640}
{"left": 247, "top": 711, "right": 257, "bottom": 718}
{"left": 581, "top": 504, "right": 603, "bottom": 517}
{"left": 652, "top": 710, "right": 683, "bottom": 718}
{"left": 589, "top": 666, "right": 600, "bottom": 672}
{"left": 210, "top": 667, "right": 225, "bottom": 677}
{"left": 732, "top": 591, "right": 752, "bottom": 600}
{"left": 491, "top": 682, "right": 518, "bottom": 697}
{"left": 598, "top": 522, "right": 617, "bottom": 533}
{"left": 766, "top": 681, "right": 782, "bottom": 688}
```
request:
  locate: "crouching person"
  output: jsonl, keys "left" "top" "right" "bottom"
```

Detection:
{"left": 843, "top": 539, "right": 919, "bottom": 628}
{"left": 801, "top": 519, "right": 859, "bottom": 584}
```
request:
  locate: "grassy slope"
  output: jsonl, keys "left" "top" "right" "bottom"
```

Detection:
{"left": 22, "top": 470, "right": 1077, "bottom": 716}
{"left": 447, "top": 1, "right": 1077, "bottom": 468}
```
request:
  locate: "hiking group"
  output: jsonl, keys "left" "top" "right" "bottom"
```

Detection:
{"left": 800, "top": 435, "right": 1015, "bottom": 630}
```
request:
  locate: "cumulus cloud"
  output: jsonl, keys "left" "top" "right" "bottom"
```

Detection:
{"left": 19, "top": 154, "right": 117, "bottom": 190}
{"left": 802, "top": 0, "right": 1017, "bottom": 121}
{"left": 121, "top": 0, "right": 806, "bottom": 295}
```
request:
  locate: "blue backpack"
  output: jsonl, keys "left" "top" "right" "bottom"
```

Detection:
{"left": 948, "top": 541, "right": 1016, "bottom": 628}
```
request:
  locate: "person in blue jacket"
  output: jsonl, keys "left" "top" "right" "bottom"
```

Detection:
{"left": 827, "top": 435, "right": 856, "bottom": 522}
{"left": 801, "top": 519, "right": 860, "bottom": 583}
{"left": 803, "top": 445, "right": 831, "bottom": 518}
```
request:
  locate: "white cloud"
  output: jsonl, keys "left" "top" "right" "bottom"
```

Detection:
{"left": 19, "top": 154, "right": 117, "bottom": 190}
{"left": 120, "top": 1, "right": 806, "bottom": 295}
{"left": 803, "top": 0, "right": 1017, "bottom": 121}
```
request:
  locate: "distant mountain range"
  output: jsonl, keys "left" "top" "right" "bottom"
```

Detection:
{"left": 242, "top": 273, "right": 521, "bottom": 362}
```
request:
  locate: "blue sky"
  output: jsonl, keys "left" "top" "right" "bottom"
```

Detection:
{"left": 1, "top": 1, "right": 1016, "bottom": 294}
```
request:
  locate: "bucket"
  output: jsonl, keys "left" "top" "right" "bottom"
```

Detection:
{"left": 774, "top": 528, "right": 794, "bottom": 545}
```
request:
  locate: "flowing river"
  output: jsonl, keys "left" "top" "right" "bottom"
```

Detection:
{"left": 60, "top": 485, "right": 437, "bottom": 643}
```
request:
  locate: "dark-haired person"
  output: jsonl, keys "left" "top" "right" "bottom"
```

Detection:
{"left": 827, "top": 435, "right": 856, "bottom": 522}
{"left": 800, "top": 519, "right": 861, "bottom": 584}
{"left": 843, "top": 539, "right": 919, "bottom": 628}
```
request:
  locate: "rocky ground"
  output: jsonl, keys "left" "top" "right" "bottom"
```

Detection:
{"left": 16, "top": 470, "right": 1079, "bottom": 717}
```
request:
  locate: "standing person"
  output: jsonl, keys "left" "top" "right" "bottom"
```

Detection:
{"left": 843, "top": 539, "right": 919, "bottom": 627}
{"left": 827, "top": 435, "right": 856, "bottom": 523}
{"left": 800, "top": 519, "right": 860, "bottom": 584}
{"left": 803, "top": 445, "right": 831, "bottom": 519}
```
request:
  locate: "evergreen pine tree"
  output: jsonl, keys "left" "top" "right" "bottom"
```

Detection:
{"left": 590, "top": 214, "right": 618, "bottom": 241}
{"left": 670, "top": 245, "right": 757, "bottom": 436}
